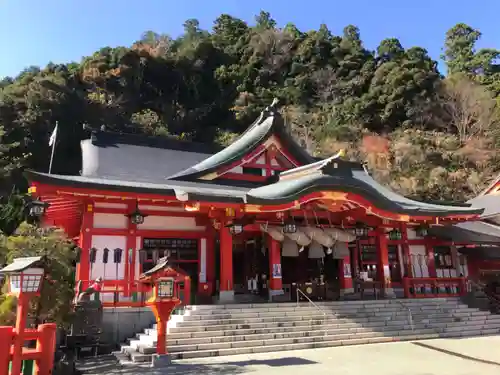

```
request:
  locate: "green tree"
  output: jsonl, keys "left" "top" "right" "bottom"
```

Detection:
{"left": 0, "top": 224, "right": 77, "bottom": 327}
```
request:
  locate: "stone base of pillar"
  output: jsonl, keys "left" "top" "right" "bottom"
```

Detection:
{"left": 151, "top": 354, "right": 172, "bottom": 368}
{"left": 383, "top": 287, "right": 396, "bottom": 299}
{"left": 218, "top": 290, "right": 235, "bottom": 303}
{"left": 340, "top": 288, "right": 355, "bottom": 297}
{"left": 268, "top": 289, "right": 284, "bottom": 301}
{"left": 269, "top": 289, "right": 284, "bottom": 296}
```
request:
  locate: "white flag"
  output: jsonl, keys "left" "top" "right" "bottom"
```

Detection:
{"left": 48, "top": 123, "right": 58, "bottom": 147}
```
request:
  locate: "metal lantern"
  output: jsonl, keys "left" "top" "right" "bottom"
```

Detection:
{"left": 157, "top": 277, "right": 175, "bottom": 298}
{"left": 388, "top": 229, "right": 402, "bottom": 241}
{"left": 227, "top": 221, "right": 244, "bottom": 235}
{"left": 415, "top": 225, "right": 429, "bottom": 237}
{"left": 126, "top": 201, "right": 148, "bottom": 225}
{"left": 28, "top": 198, "right": 50, "bottom": 217}
{"left": 0, "top": 256, "right": 46, "bottom": 295}
{"left": 282, "top": 218, "right": 297, "bottom": 234}
{"left": 353, "top": 223, "right": 369, "bottom": 237}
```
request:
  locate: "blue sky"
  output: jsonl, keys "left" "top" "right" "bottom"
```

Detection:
{"left": 0, "top": 0, "right": 498, "bottom": 79}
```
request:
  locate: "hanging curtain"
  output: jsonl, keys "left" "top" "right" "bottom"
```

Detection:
{"left": 282, "top": 238, "right": 299, "bottom": 257}
{"left": 308, "top": 240, "right": 325, "bottom": 259}
{"left": 260, "top": 224, "right": 285, "bottom": 242}
{"left": 332, "top": 241, "right": 349, "bottom": 258}
{"left": 303, "top": 227, "right": 335, "bottom": 248}
{"left": 324, "top": 227, "right": 356, "bottom": 243}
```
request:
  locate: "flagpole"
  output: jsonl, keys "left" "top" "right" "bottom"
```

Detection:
{"left": 48, "top": 121, "right": 57, "bottom": 174}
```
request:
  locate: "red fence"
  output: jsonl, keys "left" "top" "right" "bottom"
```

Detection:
{"left": 0, "top": 323, "right": 56, "bottom": 375}
{"left": 403, "top": 277, "right": 467, "bottom": 298}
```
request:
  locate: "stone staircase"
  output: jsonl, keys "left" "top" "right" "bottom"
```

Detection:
{"left": 119, "top": 297, "right": 500, "bottom": 362}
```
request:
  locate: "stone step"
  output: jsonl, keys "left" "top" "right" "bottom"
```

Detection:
{"left": 125, "top": 329, "right": 493, "bottom": 362}
{"left": 133, "top": 319, "right": 500, "bottom": 348}
{"left": 186, "top": 301, "right": 466, "bottom": 315}
{"left": 183, "top": 305, "right": 473, "bottom": 319}
{"left": 177, "top": 310, "right": 488, "bottom": 326}
{"left": 150, "top": 319, "right": 500, "bottom": 343}
{"left": 118, "top": 297, "right": 500, "bottom": 363}
{"left": 185, "top": 298, "right": 459, "bottom": 310}
{"left": 133, "top": 324, "right": 415, "bottom": 347}
{"left": 163, "top": 314, "right": 494, "bottom": 333}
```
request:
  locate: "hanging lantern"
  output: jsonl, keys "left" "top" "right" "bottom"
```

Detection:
{"left": 415, "top": 225, "right": 429, "bottom": 238}
{"left": 352, "top": 222, "right": 369, "bottom": 237}
{"left": 28, "top": 198, "right": 50, "bottom": 218}
{"left": 388, "top": 228, "right": 402, "bottom": 241}
{"left": 282, "top": 218, "right": 297, "bottom": 234}
{"left": 227, "top": 221, "right": 244, "bottom": 235}
{"left": 126, "top": 201, "right": 148, "bottom": 225}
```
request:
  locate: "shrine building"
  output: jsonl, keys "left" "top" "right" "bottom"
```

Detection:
{"left": 26, "top": 100, "right": 496, "bottom": 307}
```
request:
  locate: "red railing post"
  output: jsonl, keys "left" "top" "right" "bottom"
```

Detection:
{"left": 34, "top": 323, "right": 57, "bottom": 375}
{"left": 0, "top": 326, "right": 14, "bottom": 374}
{"left": 402, "top": 277, "right": 410, "bottom": 298}
{"left": 184, "top": 276, "right": 191, "bottom": 306}
{"left": 458, "top": 277, "right": 467, "bottom": 296}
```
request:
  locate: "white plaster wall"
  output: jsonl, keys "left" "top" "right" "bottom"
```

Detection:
{"left": 255, "top": 155, "right": 265, "bottom": 164}
{"left": 135, "top": 236, "right": 142, "bottom": 281}
{"left": 90, "top": 235, "right": 127, "bottom": 280}
{"left": 199, "top": 238, "right": 207, "bottom": 283}
{"left": 94, "top": 202, "right": 127, "bottom": 209}
{"left": 229, "top": 166, "right": 243, "bottom": 174}
{"left": 137, "top": 216, "right": 204, "bottom": 231}
{"left": 93, "top": 213, "right": 128, "bottom": 229}
{"left": 138, "top": 205, "right": 185, "bottom": 212}
{"left": 407, "top": 228, "right": 418, "bottom": 240}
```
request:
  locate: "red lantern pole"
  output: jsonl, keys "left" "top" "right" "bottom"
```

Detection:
{"left": 11, "top": 292, "right": 30, "bottom": 375}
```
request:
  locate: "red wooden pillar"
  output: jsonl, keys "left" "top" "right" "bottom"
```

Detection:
{"left": 219, "top": 225, "right": 234, "bottom": 302}
{"left": 0, "top": 326, "right": 13, "bottom": 374}
{"left": 376, "top": 228, "right": 395, "bottom": 298}
{"left": 197, "top": 237, "right": 212, "bottom": 297}
{"left": 77, "top": 202, "right": 94, "bottom": 289}
{"left": 400, "top": 223, "right": 412, "bottom": 277}
{"left": 339, "top": 254, "right": 354, "bottom": 295}
{"left": 206, "top": 236, "right": 215, "bottom": 295}
{"left": 125, "top": 202, "right": 137, "bottom": 297}
{"left": 268, "top": 235, "right": 283, "bottom": 299}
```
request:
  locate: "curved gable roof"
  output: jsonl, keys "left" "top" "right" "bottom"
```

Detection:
{"left": 168, "top": 99, "right": 315, "bottom": 181}
{"left": 245, "top": 153, "right": 484, "bottom": 217}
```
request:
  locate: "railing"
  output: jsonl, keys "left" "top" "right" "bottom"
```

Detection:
{"left": 0, "top": 323, "right": 57, "bottom": 375}
{"left": 403, "top": 277, "right": 467, "bottom": 299}
{"left": 78, "top": 279, "right": 190, "bottom": 308}
{"left": 393, "top": 299, "right": 414, "bottom": 332}
{"left": 296, "top": 288, "right": 328, "bottom": 336}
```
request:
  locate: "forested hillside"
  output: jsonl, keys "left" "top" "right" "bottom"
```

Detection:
{"left": 1, "top": 11, "right": 500, "bottom": 233}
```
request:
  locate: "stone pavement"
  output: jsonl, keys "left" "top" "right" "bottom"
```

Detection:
{"left": 78, "top": 339, "right": 500, "bottom": 375}
{"left": 414, "top": 335, "right": 500, "bottom": 365}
